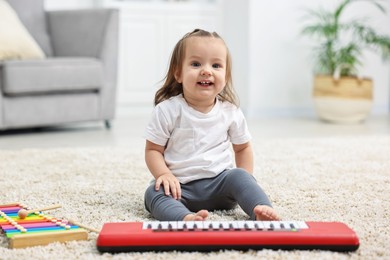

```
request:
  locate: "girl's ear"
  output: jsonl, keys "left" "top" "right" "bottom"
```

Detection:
{"left": 174, "top": 70, "right": 182, "bottom": 83}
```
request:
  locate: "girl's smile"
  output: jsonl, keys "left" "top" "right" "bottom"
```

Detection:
{"left": 198, "top": 80, "right": 213, "bottom": 87}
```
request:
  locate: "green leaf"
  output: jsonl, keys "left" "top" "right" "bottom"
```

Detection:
{"left": 300, "top": 0, "right": 390, "bottom": 76}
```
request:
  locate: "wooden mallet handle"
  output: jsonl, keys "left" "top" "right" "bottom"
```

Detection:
{"left": 18, "top": 204, "right": 62, "bottom": 219}
{"left": 68, "top": 219, "right": 100, "bottom": 233}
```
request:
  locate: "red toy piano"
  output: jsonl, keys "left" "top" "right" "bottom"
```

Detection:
{"left": 96, "top": 220, "right": 359, "bottom": 252}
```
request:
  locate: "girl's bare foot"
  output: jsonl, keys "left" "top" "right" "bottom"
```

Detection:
{"left": 254, "top": 205, "right": 280, "bottom": 221}
{"left": 183, "top": 210, "right": 209, "bottom": 221}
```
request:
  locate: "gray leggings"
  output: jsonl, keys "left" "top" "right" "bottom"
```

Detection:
{"left": 144, "top": 168, "right": 272, "bottom": 221}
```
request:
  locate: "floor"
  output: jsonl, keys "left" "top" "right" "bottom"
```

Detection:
{"left": 0, "top": 113, "right": 389, "bottom": 151}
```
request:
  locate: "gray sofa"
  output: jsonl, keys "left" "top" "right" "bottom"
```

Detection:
{"left": 0, "top": 0, "right": 118, "bottom": 130}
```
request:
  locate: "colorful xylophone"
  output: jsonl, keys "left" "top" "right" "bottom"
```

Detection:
{"left": 0, "top": 202, "right": 88, "bottom": 249}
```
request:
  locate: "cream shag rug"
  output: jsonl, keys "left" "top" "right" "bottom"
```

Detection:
{"left": 0, "top": 136, "right": 389, "bottom": 259}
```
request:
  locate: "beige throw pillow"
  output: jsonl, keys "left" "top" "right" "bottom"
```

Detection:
{"left": 0, "top": 0, "right": 46, "bottom": 60}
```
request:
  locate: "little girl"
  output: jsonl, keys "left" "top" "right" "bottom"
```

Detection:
{"left": 144, "top": 29, "right": 280, "bottom": 221}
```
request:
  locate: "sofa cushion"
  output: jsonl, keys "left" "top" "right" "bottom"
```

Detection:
{"left": 2, "top": 58, "right": 104, "bottom": 95}
{"left": 5, "top": 0, "right": 53, "bottom": 56}
{"left": 0, "top": 0, "right": 46, "bottom": 60}
{"left": 3, "top": 93, "right": 100, "bottom": 128}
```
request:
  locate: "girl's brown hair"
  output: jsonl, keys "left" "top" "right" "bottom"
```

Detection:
{"left": 154, "top": 29, "right": 238, "bottom": 106}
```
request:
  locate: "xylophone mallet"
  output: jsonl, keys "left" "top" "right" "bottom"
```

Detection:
{"left": 68, "top": 219, "right": 101, "bottom": 233}
{"left": 17, "top": 204, "right": 62, "bottom": 219}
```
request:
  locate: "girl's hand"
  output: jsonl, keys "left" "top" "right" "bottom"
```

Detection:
{"left": 155, "top": 172, "right": 182, "bottom": 200}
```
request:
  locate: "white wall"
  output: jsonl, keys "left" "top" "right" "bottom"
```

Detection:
{"left": 221, "top": 0, "right": 250, "bottom": 113}
{"left": 241, "top": 0, "right": 390, "bottom": 118}
{"left": 44, "top": 0, "right": 95, "bottom": 10}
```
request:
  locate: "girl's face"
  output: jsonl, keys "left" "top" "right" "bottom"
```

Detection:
{"left": 175, "top": 36, "right": 227, "bottom": 109}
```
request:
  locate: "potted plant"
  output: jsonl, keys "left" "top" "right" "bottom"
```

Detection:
{"left": 301, "top": 0, "right": 390, "bottom": 123}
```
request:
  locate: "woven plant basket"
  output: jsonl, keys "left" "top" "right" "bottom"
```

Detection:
{"left": 313, "top": 75, "right": 373, "bottom": 123}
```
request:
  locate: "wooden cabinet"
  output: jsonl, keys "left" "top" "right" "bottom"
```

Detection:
{"left": 98, "top": 1, "right": 222, "bottom": 109}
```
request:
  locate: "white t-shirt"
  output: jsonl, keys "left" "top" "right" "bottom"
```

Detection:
{"left": 145, "top": 94, "right": 252, "bottom": 184}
